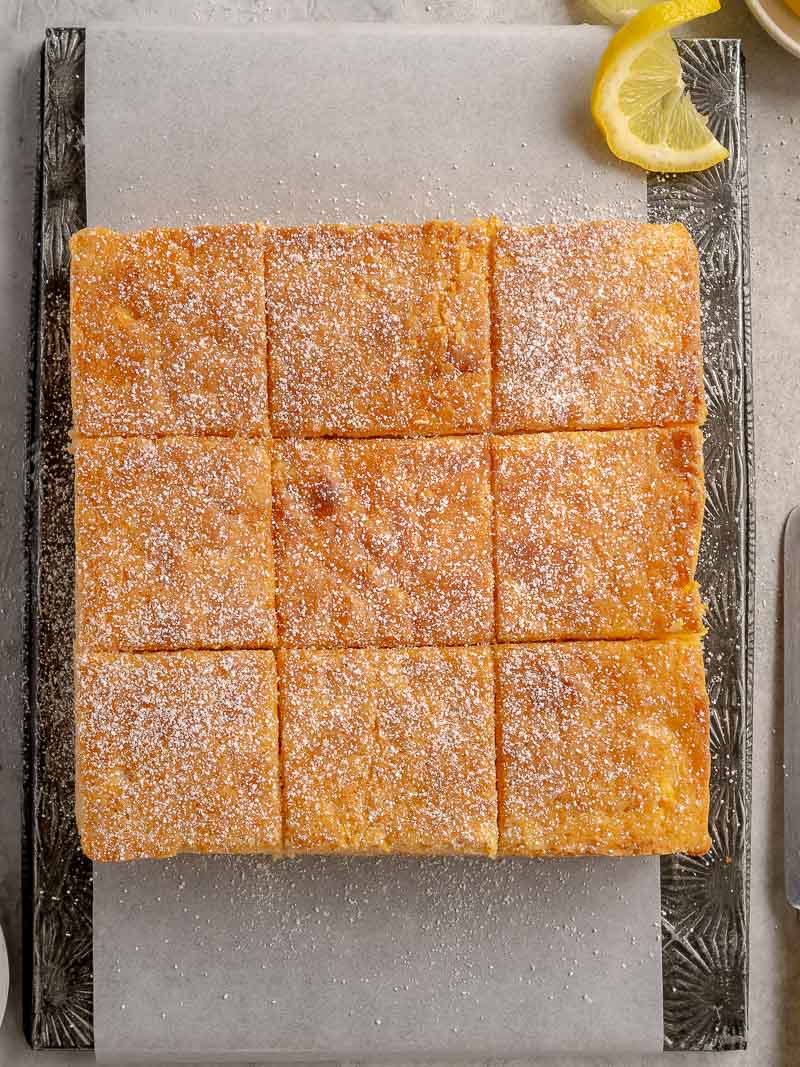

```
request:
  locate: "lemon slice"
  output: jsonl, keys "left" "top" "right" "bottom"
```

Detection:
{"left": 591, "top": 0, "right": 729, "bottom": 173}
{"left": 587, "top": 0, "right": 655, "bottom": 24}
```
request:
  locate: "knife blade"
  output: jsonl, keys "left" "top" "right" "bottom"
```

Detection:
{"left": 784, "top": 506, "right": 800, "bottom": 908}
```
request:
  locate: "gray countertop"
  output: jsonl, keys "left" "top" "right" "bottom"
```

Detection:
{"left": 1, "top": 1, "right": 798, "bottom": 1064}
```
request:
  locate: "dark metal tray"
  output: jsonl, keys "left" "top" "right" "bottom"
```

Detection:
{"left": 24, "top": 27, "right": 753, "bottom": 1052}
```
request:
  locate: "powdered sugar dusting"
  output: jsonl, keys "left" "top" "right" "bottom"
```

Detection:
{"left": 272, "top": 435, "right": 494, "bottom": 648}
{"left": 264, "top": 221, "right": 491, "bottom": 438}
{"left": 493, "top": 428, "right": 705, "bottom": 642}
{"left": 75, "top": 650, "right": 281, "bottom": 862}
{"left": 70, "top": 224, "right": 269, "bottom": 436}
{"left": 493, "top": 221, "right": 704, "bottom": 432}
{"left": 280, "top": 646, "right": 497, "bottom": 856}
{"left": 496, "top": 639, "right": 710, "bottom": 857}
{"left": 74, "top": 436, "right": 276, "bottom": 650}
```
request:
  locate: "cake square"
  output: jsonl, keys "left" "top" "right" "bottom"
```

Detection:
{"left": 496, "top": 638, "right": 711, "bottom": 857}
{"left": 70, "top": 224, "right": 268, "bottom": 435}
{"left": 264, "top": 221, "right": 491, "bottom": 437}
{"left": 492, "top": 222, "right": 705, "bottom": 432}
{"left": 75, "top": 650, "right": 281, "bottom": 861}
{"left": 493, "top": 428, "right": 704, "bottom": 642}
{"left": 74, "top": 436, "right": 276, "bottom": 651}
{"left": 273, "top": 435, "right": 494, "bottom": 647}
{"left": 280, "top": 646, "right": 497, "bottom": 855}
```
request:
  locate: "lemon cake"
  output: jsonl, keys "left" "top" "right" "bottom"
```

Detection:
{"left": 272, "top": 435, "right": 494, "bottom": 647}
{"left": 74, "top": 436, "right": 276, "bottom": 650}
{"left": 280, "top": 646, "right": 497, "bottom": 855}
{"left": 492, "top": 427, "right": 705, "bottom": 642}
{"left": 264, "top": 222, "right": 492, "bottom": 437}
{"left": 68, "top": 217, "right": 711, "bottom": 864}
{"left": 496, "top": 638, "right": 711, "bottom": 856}
{"left": 75, "top": 650, "right": 281, "bottom": 861}
{"left": 492, "top": 222, "right": 704, "bottom": 432}
{"left": 70, "top": 224, "right": 268, "bottom": 436}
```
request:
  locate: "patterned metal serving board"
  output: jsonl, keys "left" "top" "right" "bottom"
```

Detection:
{"left": 24, "top": 27, "right": 753, "bottom": 1052}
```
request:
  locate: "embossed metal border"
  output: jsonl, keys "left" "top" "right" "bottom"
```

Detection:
{"left": 24, "top": 27, "right": 92, "bottom": 1050}
{"left": 650, "top": 39, "right": 753, "bottom": 1052}
{"left": 24, "top": 29, "right": 752, "bottom": 1052}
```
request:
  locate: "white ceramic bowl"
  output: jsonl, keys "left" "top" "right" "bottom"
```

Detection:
{"left": 746, "top": 0, "right": 800, "bottom": 58}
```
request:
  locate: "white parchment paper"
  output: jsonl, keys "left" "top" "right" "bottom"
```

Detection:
{"left": 85, "top": 24, "right": 644, "bottom": 230}
{"left": 94, "top": 854, "right": 663, "bottom": 1061}
{"left": 86, "top": 24, "right": 661, "bottom": 1060}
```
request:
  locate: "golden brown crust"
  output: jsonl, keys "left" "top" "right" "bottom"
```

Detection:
{"left": 492, "top": 222, "right": 705, "bottom": 432}
{"left": 264, "top": 221, "right": 491, "bottom": 437}
{"left": 74, "top": 436, "right": 276, "bottom": 650}
{"left": 496, "top": 638, "right": 711, "bottom": 857}
{"left": 70, "top": 225, "right": 268, "bottom": 436}
{"left": 493, "top": 427, "right": 705, "bottom": 642}
{"left": 273, "top": 435, "right": 494, "bottom": 648}
{"left": 280, "top": 646, "right": 497, "bottom": 856}
{"left": 75, "top": 651, "right": 281, "bottom": 861}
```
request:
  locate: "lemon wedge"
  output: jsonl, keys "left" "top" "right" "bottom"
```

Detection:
{"left": 591, "top": 0, "right": 729, "bottom": 173}
{"left": 587, "top": 0, "right": 655, "bottom": 24}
